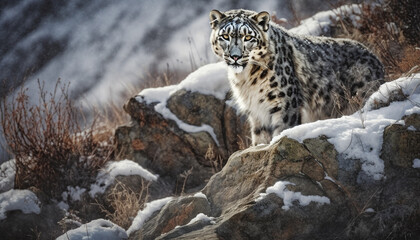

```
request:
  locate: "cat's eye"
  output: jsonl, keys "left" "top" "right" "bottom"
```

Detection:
{"left": 244, "top": 35, "right": 253, "bottom": 41}
{"left": 222, "top": 34, "right": 230, "bottom": 40}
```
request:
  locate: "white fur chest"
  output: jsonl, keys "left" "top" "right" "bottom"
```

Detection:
{"left": 228, "top": 67, "right": 272, "bottom": 126}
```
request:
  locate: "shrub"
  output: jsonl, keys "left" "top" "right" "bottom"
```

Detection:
{"left": 0, "top": 80, "right": 113, "bottom": 198}
{"left": 333, "top": 0, "right": 420, "bottom": 79}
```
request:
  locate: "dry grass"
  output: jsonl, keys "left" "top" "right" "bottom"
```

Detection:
{"left": 333, "top": 0, "right": 420, "bottom": 80}
{"left": 99, "top": 180, "right": 150, "bottom": 230}
{"left": 205, "top": 144, "right": 225, "bottom": 174}
{"left": 0, "top": 80, "right": 114, "bottom": 198}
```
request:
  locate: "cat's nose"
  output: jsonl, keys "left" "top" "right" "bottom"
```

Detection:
{"left": 231, "top": 54, "right": 242, "bottom": 61}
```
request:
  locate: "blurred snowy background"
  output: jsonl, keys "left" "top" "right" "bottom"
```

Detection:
{"left": 0, "top": 0, "right": 357, "bottom": 161}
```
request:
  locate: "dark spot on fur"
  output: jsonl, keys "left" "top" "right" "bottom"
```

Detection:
{"left": 292, "top": 97, "right": 297, "bottom": 108}
{"left": 285, "top": 101, "right": 290, "bottom": 110}
{"left": 327, "top": 83, "right": 333, "bottom": 92}
{"left": 260, "top": 89, "right": 264, "bottom": 93}
{"left": 290, "top": 113, "right": 297, "bottom": 125}
{"left": 325, "top": 95, "right": 331, "bottom": 103}
{"left": 270, "top": 76, "right": 275, "bottom": 82}
{"left": 319, "top": 89, "right": 324, "bottom": 97}
{"left": 285, "top": 66, "right": 291, "bottom": 75}
{"left": 251, "top": 78, "right": 257, "bottom": 85}
{"left": 287, "top": 87, "right": 293, "bottom": 97}
{"left": 278, "top": 92, "right": 285, "bottom": 98}
{"left": 270, "top": 106, "right": 282, "bottom": 114}
{"left": 267, "top": 91, "right": 276, "bottom": 100}
{"left": 288, "top": 77, "right": 294, "bottom": 85}
{"left": 283, "top": 115, "right": 289, "bottom": 123}
{"left": 251, "top": 65, "right": 260, "bottom": 76}
{"left": 375, "top": 70, "right": 383, "bottom": 79}
{"left": 281, "top": 77, "right": 287, "bottom": 87}
{"left": 260, "top": 69, "right": 268, "bottom": 79}
{"left": 259, "top": 99, "right": 264, "bottom": 103}
{"left": 270, "top": 82, "right": 278, "bottom": 88}
{"left": 277, "top": 56, "right": 283, "bottom": 65}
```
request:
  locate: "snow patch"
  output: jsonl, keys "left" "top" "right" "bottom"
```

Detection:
{"left": 56, "top": 219, "right": 127, "bottom": 240}
{"left": 193, "top": 192, "right": 208, "bottom": 200}
{"left": 57, "top": 201, "right": 69, "bottom": 211}
{"left": 290, "top": 4, "right": 361, "bottom": 36}
{"left": 0, "top": 159, "right": 15, "bottom": 193}
{"left": 186, "top": 213, "right": 215, "bottom": 225}
{"left": 0, "top": 189, "right": 41, "bottom": 220}
{"left": 127, "top": 197, "right": 173, "bottom": 236}
{"left": 175, "top": 213, "right": 215, "bottom": 229}
{"left": 89, "top": 159, "right": 158, "bottom": 197}
{"left": 407, "top": 125, "right": 416, "bottom": 131}
{"left": 271, "top": 75, "right": 420, "bottom": 180}
{"left": 364, "top": 208, "right": 375, "bottom": 213}
{"left": 257, "top": 181, "right": 330, "bottom": 210}
{"left": 136, "top": 62, "right": 229, "bottom": 146}
{"left": 413, "top": 159, "right": 420, "bottom": 168}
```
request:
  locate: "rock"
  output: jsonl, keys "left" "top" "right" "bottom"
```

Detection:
{"left": 115, "top": 90, "right": 248, "bottom": 194}
{"left": 0, "top": 187, "right": 65, "bottom": 240}
{"left": 130, "top": 114, "right": 420, "bottom": 239}
{"left": 130, "top": 195, "right": 212, "bottom": 240}
{"left": 381, "top": 113, "right": 420, "bottom": 170}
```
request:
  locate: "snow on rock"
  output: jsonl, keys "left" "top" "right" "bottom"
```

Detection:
{"left": 136, "top": 62, "right": 229, "bottom": 146}
{"left": 89, "top": 159, "right": 158, "bottom": 197}
{"left": 193, "top": 192, "right": 208, "bottom": 200}
{"left": 0, "top": 189, "right": 41, "bottom": 220}
{"left": 186, "top": 213, "right": 215, "bottom": 225}
{"left": 127, "top": 197, "right": 173, "bottom": 236}
{"left": 271, "top": 74, "right": 420, "bottom": 180}
{"left": 413, "top": 159, "right": 420, "bottom": 168}
{"left": 257, "top": 181, "right": 330, "bottom": 210}
{"left": 56, "top": 219, "right": 127, "bottom": 240}
{"left": 0, "top": 159, "right": 15, "bottom": 193}
{"left": 290, "top": 4, "right": 361, "bottom": 36}
{"left": 176, "top": 213, "right": 215, "bottom": 229}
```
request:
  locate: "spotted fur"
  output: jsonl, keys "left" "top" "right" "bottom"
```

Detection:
{"left": 209, "top": 9, "right": 384, "bottom": 145}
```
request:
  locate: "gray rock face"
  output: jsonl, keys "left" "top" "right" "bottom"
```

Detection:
{"left": 115, "top": 90, "right": 248, "bottom": 194}
{"left": 130, "top": 114, "right": 420, "bottom": 240}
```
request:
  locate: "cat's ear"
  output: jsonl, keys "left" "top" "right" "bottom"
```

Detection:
{"left": 254, "top": 11, "right": 270, "bottom": 31}
{"left": 209, "top": 10, "right": 225, "bottom": 29}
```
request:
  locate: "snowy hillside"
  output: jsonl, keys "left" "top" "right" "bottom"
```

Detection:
{"left": 0, "top": 0, "right": 355, "bottom": 104}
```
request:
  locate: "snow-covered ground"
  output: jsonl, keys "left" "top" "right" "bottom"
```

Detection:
{"left": 271, "top": 74, "right": 420, "bottom": 180}
{"left": 0, "top": 189, "right": 41, "bottom": 220}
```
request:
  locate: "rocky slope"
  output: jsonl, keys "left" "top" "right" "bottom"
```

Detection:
{"left": 121, "top": 73, "right": 420, "bottom": 239}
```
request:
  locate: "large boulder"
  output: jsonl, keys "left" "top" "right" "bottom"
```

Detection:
{"left": 129, "top": 112, "right": 420, "bottom": 240}
{"left": 115, "top": 89, "right": 248, "bottom": 194}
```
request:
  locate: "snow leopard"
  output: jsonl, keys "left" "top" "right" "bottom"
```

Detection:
{"left": 209, "top": 9, "right": 384, "bottom": 145}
